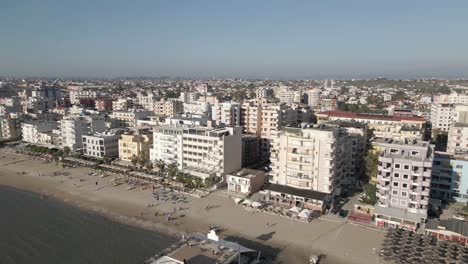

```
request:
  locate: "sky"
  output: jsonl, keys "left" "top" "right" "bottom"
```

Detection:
{"left": 1, "top": 0, "right": 468, "bottom": 79}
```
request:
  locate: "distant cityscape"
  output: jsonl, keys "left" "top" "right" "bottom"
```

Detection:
{"left": 1, "top": 77, "right": 468, "bottom": 263}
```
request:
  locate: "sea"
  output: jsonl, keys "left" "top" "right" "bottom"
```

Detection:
{"left": 0, "top": 186, "right": 176, "bottom": 264}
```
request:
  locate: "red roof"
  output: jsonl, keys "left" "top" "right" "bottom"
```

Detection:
{"left": 318, "top": 110, "right": 426, "bottom": 122}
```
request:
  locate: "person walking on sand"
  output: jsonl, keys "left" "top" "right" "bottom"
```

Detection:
{"left": 174, "top": 207, "right": 176, "bottom": 213}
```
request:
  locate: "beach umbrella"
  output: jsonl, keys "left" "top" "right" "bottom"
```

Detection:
{"left": 242, "top": 199, "right": 251, "bottom": 205}
{"left": 251, "top": 201, "right": 263, "bottom": 208}
{"left": 288, "top": 206, "right": 302, "bottom": 214}
{"left": 234, "top": 198, "right": 243, "bottom": 204}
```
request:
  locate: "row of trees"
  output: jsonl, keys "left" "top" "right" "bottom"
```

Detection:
{"left": 26, "top": 145, "right": 70, "bottom": 158}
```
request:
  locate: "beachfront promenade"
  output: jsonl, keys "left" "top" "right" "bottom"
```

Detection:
{"left": 0, "top": 150, "right": 387, "bottom": 264}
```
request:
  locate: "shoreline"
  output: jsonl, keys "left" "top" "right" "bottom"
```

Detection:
{"left": 0, "top": 150, "right": 387, "bottom": 264}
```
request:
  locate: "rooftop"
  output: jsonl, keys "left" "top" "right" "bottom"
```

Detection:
{"left": 374, "top": 205, "right": 427, "bottom": 223}
{"left": 318, "top": 110, "right": 426, "bottom": 122}
{"left": 229, "top": 169, "right": 264, "bottom": 179}
{"left": 426, "top": 219, "right": 468, "bottom": 237}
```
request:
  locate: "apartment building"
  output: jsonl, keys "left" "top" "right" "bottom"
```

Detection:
{"left": 431, "top": 152, "right": 468, "bottom": 203}
{"left": 430, "top": 103, "right": 454, "bottom": 132}
{"left": 153, "top": 99, "right": 183, "bottom": 117}
{"left": 112, "top": 98, "right": 135, "bottom": 111}
{"left": 266, "top": 124, "right": 365, "bottom": 210}
{"left": 305, "top": 88, "right": 321, "bottom": 109}
{"left": 59, "top": 114, "right": 106, "bottom": 150}
{"left": 374, "top": 139, "right": 434, "bottom": 231}
{"left": 69, "top": 90, "right": 100, "bottom": 104}
{"left": 242, "top": 134, "right": 260, "bottom": 167}
{"left": 22, "top": 120, "right": 58, "bottom": 144}
{"left": 179, "top": 92, "right": 199, "bottom": 103}
{"left": 150, "top": 125, "right": 242, "bottom": 181}
{"left": 317, "top": 110, "right": 430, "bottom": 141}
{"left": 447, "top": 105, "right": 468, "bottom": 154}
{"left": 256, "top": 87, "right": 273, "bottom": 99}
{"left": 0, "top": 112, "right": 24, "bottom": 140}
{"left": 182, "top": 101, "right": 211, "bottom": 118}
{"left": 82, "top": 130, "right": 124, "bottom": 159}
{"left": 110, "top": 109, "right": 152, "bottom": 128}
{"left": 211, "top": 102, "right": 241, "bottom": 127}
{"left": 117, "top": 129, "right": 152, "bottom": 164}
{"left": 137, "top": 92, "right": 157, "bottom": 111}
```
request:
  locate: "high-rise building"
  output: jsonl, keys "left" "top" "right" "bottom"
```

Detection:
{"left": 430, "top": 103, "right": 454, "bottom": 132}
{"left": 150, "top": 125, "right": 242, "bottom": 181}
{"left": 59, "top": 114, "right": 106, "bottom": 150}
{"left": 374, "top": 138, "right": 434, "bottom": 231}
{"left": 211, "top": 102, "right": 241, "bottom": 127}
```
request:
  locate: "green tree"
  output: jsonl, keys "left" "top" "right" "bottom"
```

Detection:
{"left": 166, "top": 162, "right": 179, "bottom": 181}
{"left": 138, "top": 157, "right": 148, "bottom": 170}
{"left": 131, "top": 155, "right": 138, "bottom": 169}
{"left": 103, "top": 156, "right": 111, "bottom": 165}
{"left": 156, "top": 160, "right": 165, "bottom": 177}
{"left": 63, "top": 146, "right": 71, "bottom": 156}
{"left": 362, "top": 183, "right": 377, "bottom": 205}
{"left": 146, "top": 162, "right": 154, "bottom": 172}
{"left": 363, "top": 151, "right": 379, "bottom": 180}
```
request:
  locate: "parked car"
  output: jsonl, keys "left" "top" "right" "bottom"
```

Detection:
{"left": 453, "top": 214, "right": 466, "bottom": 221}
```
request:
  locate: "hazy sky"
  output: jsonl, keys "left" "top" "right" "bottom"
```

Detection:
{"left": 1, "top": 0, "right": 468, "bottom": 79}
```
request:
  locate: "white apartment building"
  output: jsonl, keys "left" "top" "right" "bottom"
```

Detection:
{"left": 137, "top": 92, "right": 157, "bottom": 111}
{"left": 70, "top": 90, "right": 101, "bottom": 104}
{"left": 59, "top": 114, "right": 106, "bottom": 150}
{"left": 274, "top": 87, "right": 297, "bottom": 104}
{"left": 150, "top": 125, "right": 242, "bottom": 181}
{"left": 430, "top": 103, "right": 454, "bottom": 131}
{"left": 305, "top": 88, "right": 321, "bottom": 109}
{"left": 179, "top": 92, "right": 199, "bottom": 103}
{"left": 256, "top": 87, "right": 273, "bottom": 99}
{"left": 182, "top": 101, "right": 211, "bottom": 118}
{"left": 270, "top": 125, "right": 365, "bottom": 196}
{"left": 375, "top": 139, "right": 434, "bottom": 231}
{"left": 211, "top": 102, "right": 241, "bottom": 127}
{"left": 434, "top": 93, "right": 468, "bottom": 105}
{"left": 82, "top": 130, "right": 123, "bottom": 159}
{"left": 447, "top": 105, "right": 468, "bottom": 154}
{"left": 21, "top": 120, "right": 58, "bottom": 144}
{"left": 110, "top": 109, "right": 152, "bottom": 128}
{"left": 153, "top": 99, "right": 183, "bottom": 117}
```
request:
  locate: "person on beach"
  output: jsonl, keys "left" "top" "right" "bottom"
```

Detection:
{"left": 173, "top": 207, "right": 176, "bottom": 213}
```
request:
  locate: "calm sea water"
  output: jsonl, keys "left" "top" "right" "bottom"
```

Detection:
{"left": 0, "top": 186, "right": 176, "bottom": 264}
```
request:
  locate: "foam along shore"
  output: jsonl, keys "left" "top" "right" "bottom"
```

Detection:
{"left": 0, "top": 149, "right": 387, "bottom": 264}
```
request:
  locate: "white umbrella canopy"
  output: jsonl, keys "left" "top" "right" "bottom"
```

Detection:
{"left": 242, "top": 199, "right": 252, "bottom": 205}
{"left": 251, "top": 201, "right": 263, "bottom": 208}
{"left": 234, "top": 198, "right": 243, "bottom": 204}
{"left": 289, "top": 206, "right": 302, "bottom": 213}
{"left": 298, "top": 209, "right": 311, "bottom": 218}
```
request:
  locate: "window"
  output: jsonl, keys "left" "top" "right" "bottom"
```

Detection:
{"left": 394, "top": 173, "right": 400, "bottom": 178}
{"left": 403, "top": 165, "right": 410, "bottom": 170}
{"left": 390, "top": 148, "right": 399, "bottom": 154}
{"left": 394, "top": 164, "right": 401, "bottom": 169}
{"left": 403, "top": 174, "right": 409, "bottom": 179}
{"left": 391, "top": 198, "right": 398, "bottom": 204}
{"left": 393, "top": 182, "right": 399, "bottom": 187}
{"left": 411, "top": 151, "right": 419, "bottom": 156}
{"left": 456, "top": 165, "right": 463, "bottom": 169}
{"left": 400, "top": 200, "right": 407, "bottom": 206}
{"left": 392, "top": 190, "right": 398, "bottom": 195}
{"left": 402, "top": 183, "right": 408, "bottom": 188}
{"left": 401, "top": 191, "right": 408, "bottom": 197}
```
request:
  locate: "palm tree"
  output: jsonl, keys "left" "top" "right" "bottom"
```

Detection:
{"left": 166, "top": 162, "right": 179, "bottom": 183}
{"left": 156, "top": 160, "right": 165, "bottom": 177}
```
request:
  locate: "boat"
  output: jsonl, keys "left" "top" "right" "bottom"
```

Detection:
{"left": 309, "top": 254, "right": 321, "bottom": 264}
{"left": 113, "top": 182, "right": 122, "bottom": 187}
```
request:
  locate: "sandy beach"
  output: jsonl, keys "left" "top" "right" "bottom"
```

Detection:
{"left": 0, "top": 149, "right": 387, "bottom": 264}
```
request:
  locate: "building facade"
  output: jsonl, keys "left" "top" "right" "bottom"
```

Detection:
{"left": 375, "top": 139, "right": 434, "bottom": 231}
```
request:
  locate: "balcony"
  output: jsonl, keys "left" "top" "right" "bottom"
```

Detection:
{"left": 420, "top": 198, "right": 429, "bottom": 205}
{"left": 422, "top": 181, "right": 431, "bottom": 187}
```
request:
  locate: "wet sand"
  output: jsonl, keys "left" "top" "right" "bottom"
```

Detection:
{"left": 0, "top": 149, "right": 387, "bottom": 264}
